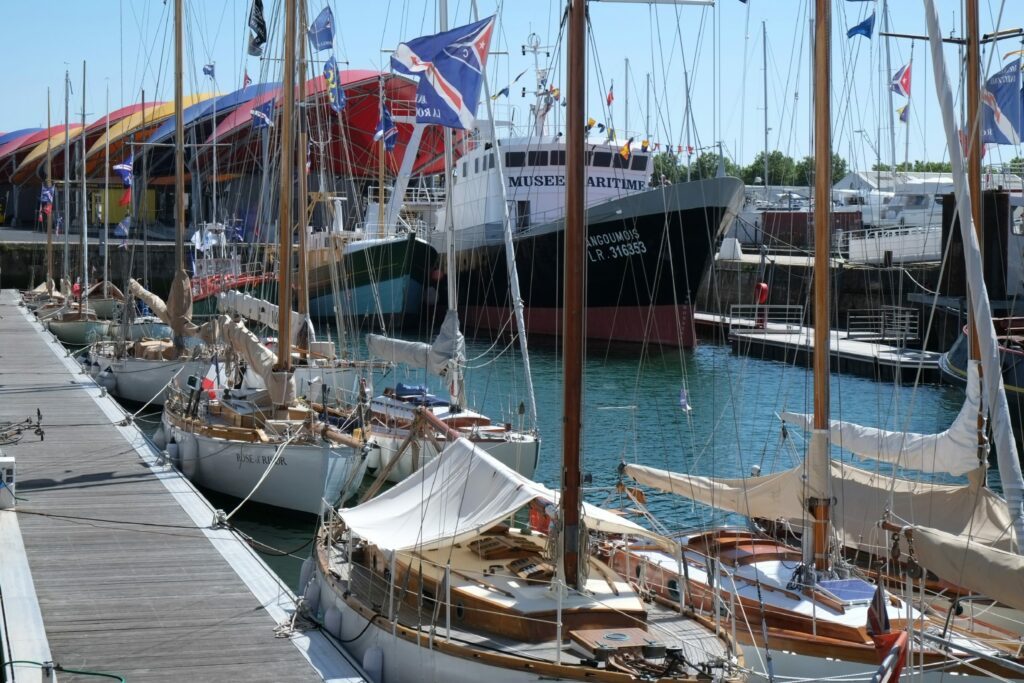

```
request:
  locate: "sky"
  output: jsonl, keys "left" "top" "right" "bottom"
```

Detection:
{"left": 1, "top": 0, "right": 1022, "bottom": 174}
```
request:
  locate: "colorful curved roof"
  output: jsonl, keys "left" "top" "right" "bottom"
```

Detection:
{"left": 0, "top": 128, "right": 42, "bottom": 148}
{"left": 147, "top": 83, "right": 276, "bottom": 146}
{"left": 0, "top": 126, "right": 82, "bottom": 183}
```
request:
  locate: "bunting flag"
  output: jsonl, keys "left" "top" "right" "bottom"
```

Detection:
{"left": 118, "top": 188, "right": 132, "bottom": 208}
{"left": 492, "top": 68, "right": 528, "bottom": 100}
{"left": 248, "top": 0, "right": 267, "bottom": 56}
{"left": 491, "top": 85, "right": 510, "bottom": 100}
{"left": 619, "top": 137, "right": 634, "bottom": 161}
{"left": 39, "top": 184, "right": 54, "bottom": 205}
{"left": 604, "top": 127, "right": 615, "bottom": 143}
{"left": 846, "top": 12, "right": 875, "bottom": 39}
{"left": 113, "top": 156, "right": 133, "bottom": 187}
{"left": 391, "top": 16, "right": 496, "bottom": 130}
{"left": 114, "top": 216, "right": 131, "bottom": 248}
{"left": 897, "top": 103, "right": 909, "bottom": 123}
{"left": 324, "top": 56, "right": 347, "bottom": 112}
{"left": 203, "top": 64, "right": 215, "bottom": 78}
{"left": 597, "top": 123, "right": 606, "bottom": 133}
{"left": 251, "top": 99, "right": 275, "bottom": 129}
{"left": 687, "top": 145, "right": 694, "bottom": 155}
{"left": 374, "top": 102, "right": 398, "bottom": 151}
{"left": 890, "top": 61, "right": 912, "bottom": 97}
{"left": 585, "top": 117, "right": 596, "bottom": 132}
{"left": 549, "top": 85, "right": 560, "bottom": 100}
{"left": 606, "top": 81, "right": 614, "bottom": 106}
{"left": 308, "top": 6, "right": 334, "bottom": 51}
{"left": 981, "top": 58, "right": 1022, "bottom": 145}
{"left": 641, "top": 140, "right": 649, "bottom": 152}
{"left": 243, "top": 69, "right": 252, "bottom": 87}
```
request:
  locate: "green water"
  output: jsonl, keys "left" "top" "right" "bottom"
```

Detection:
{"left": 138, "top": 336, "right": 968, "bottom": 591}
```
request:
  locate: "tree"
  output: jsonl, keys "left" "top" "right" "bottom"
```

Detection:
{"left": 742, "top": 150, "right": 798, "bottom": 186}
{"left": 650, "top": 152, "right": 684, "bottom": 186}
{"left": 687, "top": 151, "right": 741, "bottom": 181}
{"left": 794, "top": 152, "right": 849, "bottom": 186}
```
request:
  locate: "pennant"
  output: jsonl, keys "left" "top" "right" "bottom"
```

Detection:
{"left": 549, "top": 85, "right": 560, "bottom": 100}
{"left": 890, "top": 61, "right": 911, "bottom": 97}
{"left": 248, "top": 0, "right": 267, "bottom": 56}
{"left": 586, "top": 117, "right": 596, "bottom": 132}
{"left": 203, "top": 63, "right": 215, "bottom": 78}
{"left": 243, "top": 69, "right": 252, "bottom": 88}
{"left": 981, "top": 58, "right": 1022, "bottom": 145}
{"left": 113, "top": 155, "right": 133, "bottom": 188}
{"left": 846, "top": 12, "right": 875, "bottom": 39}
{"left": 619, "top": 137, "right": 634, "bottom": 160}
{"left": 118, "top": 188, "right": 132, "bottom": 208}
{"left": 687, "top": 145, "right": 694, "bottom": 155}
{"left": 308, "top": 6, "right": 334, "bottom": 51}
{"left": 596, "top": 122, "right": 606, "bottom": 133}
{"left": 491, "top": 85, "right": 510, "bottom": 101}
{"left": 374, "top": 102, "right": 398, "bottom": 151}
{"left": 897, "top": 104, "right": 909, "bottom": 123}
{"left": 604, "top": 127, "right": 615, "bottom": 143}
{"left": 512, "top": 68, "right": 528, "bottom": 83}
{"left": 324, "top": 56, "right": 347, "bottom": 112}
{"left": 641, "top": 139, "right": 649, "bottom": 152}
{"left": 114, "top": 215, "right": 131, "bottom": 240}
{"left": 251, "top": 99, "right": 275, "bottom": 129}
{"left": 39, "top": 184, "right": 54, "bottom": 205}
{"left": 391, "top": 16, "right": 496, "bottom": 129}
{"left": 606, "top": 81, "right": 614, "bottom": 106}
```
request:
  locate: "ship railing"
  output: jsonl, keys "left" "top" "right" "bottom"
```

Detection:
{"left": 839, "top": 224, "right": 942, "bottom": 264}
{"left": 846, "top": 307, "right": 919, "bottom": 342}
{"left": 366, "top": 184, "right": 447, "bottom": 206}
{"left": 728, "top": 304, "right": 806, "bottom": 335}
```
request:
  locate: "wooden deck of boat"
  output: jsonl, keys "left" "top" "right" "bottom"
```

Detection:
{"left": 0, "top": 290, "right": 365, "bottom": 682}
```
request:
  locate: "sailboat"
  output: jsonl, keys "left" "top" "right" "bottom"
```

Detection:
{"left": 159, "top": 0, "right": 365, "bottom": 516}
{"left": 308, "top": 4, "right": 744, "bottom": 682}
{"left": 603, "top": 1, "right": 1024, "bottom": 679}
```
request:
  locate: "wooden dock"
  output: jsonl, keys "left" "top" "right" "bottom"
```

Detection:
{"left": 0, "top": 290, "right": 365, "bottom": 682}
{"left": 694, "top": 311, "right": 942, "bottom": 383}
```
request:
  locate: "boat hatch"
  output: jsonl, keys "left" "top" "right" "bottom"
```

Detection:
{"left": 816, "top": 578, "right": 876, "bottom": 606}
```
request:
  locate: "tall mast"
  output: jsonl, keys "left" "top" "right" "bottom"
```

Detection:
{"left": 624, "top": 58, "right": 629, "bottom": 136}
{"left": 561, "top": 0, "right": 585, "bottom": 591}
{"left": 174, "top": 0, "right": 185, "bottom": 287}
{"left": 809, "top": 0, "right": 832, "bottom": 574}
{"left": 103, "top": 83, "right": 110, "bottom": 295}
{"left": 63, "top": 70, "right": 70, "bottom": 285}
{"left": 762, "top": 20, "right": 768, "bottom": 197}
{"left": 882, "top": 0, "right": 898, "bottom": 173}
{"left": 644, "top": 73, "right": 650, "bottom": 143}
{"left": 45, "top": 89, "right": 53, "bottom": 296}
{"left": 376, "top": 76, "right": 386, "bottom": 234}
{"left": 80, "top": 61, "right": 89, "bottom": 309}
{"left": 276, "top": 0, "right": 297, "bottom": 380}
{"left": 684, "top": 68, "right": 691, "bottom": 182}
{"left": 966, "top": 0, "right": 983, "bottom": 384}
{"left": 296, "top": 0, "right": 310, "bottom": 331}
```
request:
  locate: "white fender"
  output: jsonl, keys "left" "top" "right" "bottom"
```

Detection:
{"left": 166, "top": 439, "right": 180, "bottom": 467}
{"left": 178, "top": 432, "right": 198, "bottom": 479}
{"left": 152, "top": 425, "right": 168, "bottom": 450}
{"left": 302, "top": 575, "right": 321, "bottom": 617}
{"left": 299, "top": 558, "right": 314, "bottom": 591}
{"left": 323, "top": 606, "right": 342, "bottom": 639}
{"left": 365, "top": 442, "right": 381, "bottom": 471}
{"left": 362, "top": 646, "right": 383, "bottom": 683}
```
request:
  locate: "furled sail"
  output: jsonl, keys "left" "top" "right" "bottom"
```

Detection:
{"left": 128, "top": 278, "right": 172, "bottom": 328}
{"left": 166, "top": 269, "right": 194, "bottom": 345}
{"left": 780, "top": 361, "right": 982, "bottom": 476}
{"left": 217, "top": 290, "right": 313, "bottom": 348}
{"left": 366, "top": 308, "right": 464, "bottom": 378}
{"left": 626, "top": 461, "right": 1017, "bottom": 552}
{"left": 342, "top": 437, "right": 656, "bottom": 552}
{"left": 219, "top": 315, "right": 295, "bottom": 405}
{"left": 910, "top": 525, "right": 1024, "bottom": 611}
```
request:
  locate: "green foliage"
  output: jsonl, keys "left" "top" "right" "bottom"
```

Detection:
{"left": 742, "top": 150, "right": 798, "bottom": 185}
{"left": 870, "top": 160, "right": 953, "bottom": 173}
{"left": 793, "top": 153, "right": 849, "bottom": 186}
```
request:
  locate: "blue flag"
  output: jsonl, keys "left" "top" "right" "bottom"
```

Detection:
{"left": 982, "top": 59, "right": 1022, "bottom": 145}
{"left": 39, "top": 184, "right": 54, "bottom": 205}
{"left": 847, "top": 12, "right": 875, "bottom": 39}
{"left": 324, "top": 55, "right": 347, "bottom": 112}
{"left": 374, "top": 102, "right": 398, "bottom": 151}
{"left": 490, "top": 85, "right": 510, "bottom": 101}
{"left": 113, "top": 156, "right": 133, "bottom": 187}
{"left": 251, "top": 99, "right": 275, "bottom": 129}
{"left": 203, "top": 63, "right": 215, "bottom": 78}
{"left": 391, "top": 15, "right": 496, "bottom": 129}
{"left": 897, "top": 103, "right": 909, "bottom": 124}
{"left": 308, "top": 6, "right": 334, "bottom": 51}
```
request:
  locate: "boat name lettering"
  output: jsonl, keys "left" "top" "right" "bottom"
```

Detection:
{"left": 236, "top": 453, "right": 288, "bottom": 466}
{"left": 588, "top": 239, "right": 647, "bottom": 262}
{"left": 587, "top": 227, "right": 641, "bottom": 247}
{"left": 507, "top": 175, "right": 646, "bottom": 191}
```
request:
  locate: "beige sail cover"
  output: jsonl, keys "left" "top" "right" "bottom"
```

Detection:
{"left": 911, "top": 525, "right": 1024, "bottom": 611}
{"left": 626, "top": 462, "right": 1017, "bottom": 552}
{"left": 128, "top": 278, "right": 171, "bottom": 327}
{"left": 166, "top": 269, "right": 195, "bottom": 341}
{"left": 219, "top": 316, "right": 295, "bottom": 405}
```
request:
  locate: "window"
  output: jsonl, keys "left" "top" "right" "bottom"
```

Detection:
{"left": 527, "top": 150, "right": 548, "bottom": 166}
{"left": 462, "top": 162, "right": 468, "bottom": 177}
{"left": 474, "top": 157, "right": 480, "bottom": 173}
{"left": 488, "top": 153, "right": 495, "bottom": 169}
{"left": 515, "top": 201, "right": 530, "bottom": 231}
{"left": 591, "top": 151, "right": 613, "bottom": 167}
{"left": 549, "top": 150, "right": 566, "bottom": 165}
{"left": 505, "top": 152, "right": 526, "bottom": 167}
{"left": 630, "top": 155, "right": 647, "bottom": 171}
{"left": 612, "top": 153, "right": 629, "bottom": 169}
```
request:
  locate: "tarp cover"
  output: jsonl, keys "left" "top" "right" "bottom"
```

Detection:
{"left": 128, "top": 279, "right": 171, "bottom": 327}
{"left": 217, "top": 290, "right": 306, "bottom": 346}
{"left": 781, "top": 361, "right": 982, "bottom": 476}
{"left": 911, "top": 525, "right": 1024, "bottom": 610}
{"left": 366, "top": 309, "right": 464, "bottom": 378}
{"left": 341, "top": 437, "right": 653, "bottom": 552}
{"left": 219, "top": 315, "right": 295, "bottom": 405}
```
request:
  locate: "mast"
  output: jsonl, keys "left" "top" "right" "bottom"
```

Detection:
{"left": 624, "top": 58, "right": 629, "bottom": 137}
{"left": 45, "top": 89, "right": 53, "bottom": 296}
{"left": 275, "top": 0, "right": 297, "bottom": 381}
{"left": 645, "top": 73, "right": 650, "bottom": 144}
{"left": 103, "top": 84, "right": 110, "bottom": 295}
{"left": 809, "top": 0, "right": 832, "bottom": 574}
{"left": 684, "top": 68, "right": 691, "bottom": 182}
{"left": 561, "top": 0, "right": 585, "bottom": 590}
{"left": 903, "top": 43, "right": 913, "bottom": 170}
{"left": 174, "top": 0, "right": 185, "bottom": 288}
{"left": 882, "top": 0, "right": 898, "bottom": 174}
{"left": 762, "top": 20, "right": 768, "bottom": 197}
{"left": 966, "top": 0, "right": 983, "bottom": 386}
{"left": 296, "top": 0, "right": 310, "bottom": 355}
{"left": 80, "top": 61, "right": 89, "bottom": 310}
{"left": 63, "top": 70, "right": 70, "bottom": 286}
{"left": 376, "top": 77, "right": 386, "bottom": 234}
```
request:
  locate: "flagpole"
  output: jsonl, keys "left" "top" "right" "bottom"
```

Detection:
{"left": 882, "top": 0, "right": 898, "bottom": 173}
{"left": 904, "top": 43, "right": 913, "bottom": 171}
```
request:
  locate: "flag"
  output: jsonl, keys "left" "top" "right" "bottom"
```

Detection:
{"left": 113, "top": 155, "right": 133, "bottom": 187}
{"left": 679, "top": 387, "right": 692, "bottom": 413}
{"left": 324, "top": 55, "right": 347, "bottom": 112}
{"left": 982, "top": 58, "right": 1022, "bottom": 145}
{"left": 619, "top": 137, "right": 634, "bottom": 160}
{"left": 687, "top": 145, "right": 694, "bottom": 155}
{"left": 39, "top": 184, "right": 54, "bottom": 205}
{"left": 604, "top": 127, "right": 615, "bottom": 143}
{"left": 846, "top": 12, "right": 875, "bottom": 39}
{"left": 897, "top": 104, "right": 909, "bottom": 123}
{"left": 118, "top": 188, "right": 132, "bottom": 208}
{"left": 865, "top": 583, "right": 907, "bottom": 680}
{"left": 890, "top": 62, "right": 911, "bottom": 97}
{"left": 114, "top": 215, "right": 131, "bottom": 241}
{"left": 248, "top": 0, "right": 267, "bottom": 56}
{"left": 203, "top": 63, "right": 215, "bottom": 78}
{"left": 586, "top": 117, "right": 596, "bottom": 132}
{"left": 251, "top": 99, "right": 275, "bottom": 129}
{"left": 641, "top": 140, "right": 649, "bottom": 152}
{"left": 391, "top": 15, "right": 496, "bottom": 129}
{"left": 491, "top": 85, "right": 510, "bottom": 100}
{"left": 606, "top": 81, "right": 614, "bottom": 106}
{"left": 597, "top": 122, "right": 606, "bottom": 133}
{"left": 374, "top": 102, "right": 398, "bottom": 151}
{"left": 201, "top": 361, "right": 226, "bottom": 398}
{"left": 549, "top": 85, "right": 560, "bottom": 100}
{"left": 308, "top": 6, "right": 334, "bottom": 51}
{"left": 243, "top": 69, "right": 252, "bottom": 87}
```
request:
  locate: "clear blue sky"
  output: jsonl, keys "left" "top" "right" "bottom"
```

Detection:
{"left": 2, "top": 1, "right": 1021, "bottom": 172}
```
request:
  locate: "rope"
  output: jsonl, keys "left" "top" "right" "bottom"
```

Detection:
{"left": 222, "top": 430, "right": 298, "bottom": 523}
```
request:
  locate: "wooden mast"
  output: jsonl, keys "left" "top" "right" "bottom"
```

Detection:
{"left": 296, "top": 0, "right": 310, "bottom": 360}
{"left": 810, "top": 0, "right": 832, "bottom": 573}
{"left": 80, "top": 61, "right": 89, "bottom": 311}
{"left": 174, "top": 0, "right": 185, "bottom": 293}
{"left": 276, "top": 0, "right": 297, "bottom": 377}
{"left": 560, "top": 0, "right": 586, "bottom": 590}
{"left": 45, "top": 89, "right": 53, "bottom": 296}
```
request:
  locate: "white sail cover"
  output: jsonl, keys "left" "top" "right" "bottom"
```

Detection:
{"left": 366, "top": 308, "right": 464, "bottom": 378}
{"left": 911, "top": 525, "right": 1024, "bottom": 611}
{"left": 626, "top": 461, "right": 1017, "bottom": 552}
{"left": 341, "top": 437, "right": 654, "bottom": 552}
{"left": 219, "top": 315, "right": 295, "bottom": 405}
{"left": 781, "top": 361, "right": 982, "bottom": 476}
{"left": 217, "top": 290, "right": 309, "bottom": 347}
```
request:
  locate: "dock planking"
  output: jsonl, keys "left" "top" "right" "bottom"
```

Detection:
{"left": 0, "top": 290, "right": 364, "bottom": 683}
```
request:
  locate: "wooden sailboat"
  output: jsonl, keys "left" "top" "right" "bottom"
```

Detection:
{"left": 309, "top": 3, "right": 744, "bottom": 681}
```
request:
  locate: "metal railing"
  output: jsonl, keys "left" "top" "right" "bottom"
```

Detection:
{"left": 846, "top": 307, "right": 919, "bottom": 342}
{"left": 727, "top": 304, "right": 805, "bottom": 335}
